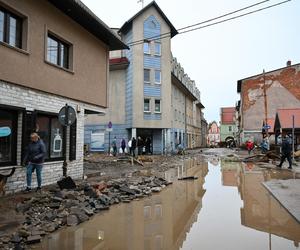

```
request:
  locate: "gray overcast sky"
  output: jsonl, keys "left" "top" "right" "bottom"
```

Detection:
{"left": 82, "top": 0, "right": 300, "bottom": 123}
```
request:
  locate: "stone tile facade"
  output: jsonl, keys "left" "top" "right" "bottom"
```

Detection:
{"left": 0, "top": 80, "right": 100, "bottom": 193}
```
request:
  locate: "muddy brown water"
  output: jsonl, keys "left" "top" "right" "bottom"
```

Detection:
{"left": 37, "top": 158, "right": 300, "bottom": 250}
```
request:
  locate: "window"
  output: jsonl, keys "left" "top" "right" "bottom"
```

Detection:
{"left": 229, "top": 126, "right": 232, "bottom": 132}
{"left": 47, "top": 34, "right": 69, "bottom": 69}
{"left": 154, "top": 42, "right": 161, "bottom": 56}
{"left": 144, "top": 99, "right": 150, "bottom": 112}
{"left": 144, "top": 69, "right": 150, "bottom": 83}
{"left": 155, "top": 100, "right": 161, "bottom": 113}
{"left": 36, "top": 114, "right": 64, "bottom": 160}
{"left": 0, "top": 8, "right": 22, "bottom": 48}
{"left": 155, "top": 70, "right": 161, "bottom": 84}
{"left": 143, "top": 42, "right": 150, "bottom": 54}
{"left": 0, "top": 108, "right": 17, "bottom": 166}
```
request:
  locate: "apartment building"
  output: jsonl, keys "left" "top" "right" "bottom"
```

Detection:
{"left": 85, "top": 1, "right": 205, "bottom": 154}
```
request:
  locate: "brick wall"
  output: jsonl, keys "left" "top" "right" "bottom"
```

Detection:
{"left": 240, "top": 64, "right": 300, "bottom": 143}
{"left": 0, "top": 80, "right": 99, "bottom": 193}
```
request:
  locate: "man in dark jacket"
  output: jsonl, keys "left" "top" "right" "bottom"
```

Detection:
{"left": 277, "top": 134, "right": 292, "bottom": 169}
{"left": 23, "top": 133, "right": 46, "bottom": 192}
{"left": 131, "top": 137, "right": 137, "bottom": 157}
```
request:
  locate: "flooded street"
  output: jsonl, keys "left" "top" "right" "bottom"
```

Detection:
{"left": 38, "top": 158, "right": 300, "bottom": 250}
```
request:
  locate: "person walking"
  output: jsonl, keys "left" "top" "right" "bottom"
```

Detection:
{"left": 131, "top": 137, "right": 137, "bottom": 157}
{"left": 277, "top": 133, "right": 292, "bottom": 169}
{"left": 246, "top": 140, "right": 254, "bottom": 155}
{"left": 121, "top": 138, "right": 126, "bottom": 154}
{"left": 23, "top": 132, "right": 46, "bottom": 192}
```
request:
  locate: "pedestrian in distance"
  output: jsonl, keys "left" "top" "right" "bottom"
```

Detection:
{"left": 112, "top": 136, "right": 117, "bottom": 156}
{"left": 246, "top": 140, "right": 254, "bottom": 155}
{"left": 22, "top": 132, "right": 46, "bottom": 192}
{"left": 131, "top": 137, "right": 137, "bottom": 157}
{"left": 128, "top": 139, "right": 132, "bottom": 155}
{"left": 121, "top": 138, "right": 126, "bottom": 154}
{"left": 277, "top": 133, "right": 293, "bottom": 169}
{"left": 137, "top": 136, "right": 144, "bottom": 155}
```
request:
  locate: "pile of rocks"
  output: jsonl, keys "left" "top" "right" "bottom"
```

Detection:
{"left": 0, "top": 176, "right": 171, "bottom": 249}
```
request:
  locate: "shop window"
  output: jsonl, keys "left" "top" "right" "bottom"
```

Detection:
{"left": 0, "top": 108, "right": 17, "bottom": 166}
{"left": 36, "top": 114, "right": 64, "bottom": 160}
{"left": 0, "top": 7, "right": 22, "bottom": 48}
{"left": 47, "top": 33, "right": 70, "bottom": 69}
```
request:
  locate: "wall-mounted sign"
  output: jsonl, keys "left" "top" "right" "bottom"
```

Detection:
{"left": 58, "top": 104, "right": 76, "bottom": 126}
{"left": 0, "top": 127, "right": 11, "bottom": 137}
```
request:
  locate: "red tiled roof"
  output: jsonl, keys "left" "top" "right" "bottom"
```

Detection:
{"left": 221, "top": 107, "right": 235, "bottom": 124}
{"left": 277, "top": 108, "right": 300, "bottom": 128}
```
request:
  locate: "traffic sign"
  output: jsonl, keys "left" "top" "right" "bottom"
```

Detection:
{"left": 263, "top": 124, "right": 271, "bottom": 130}
{"left": 58, "top": 104, "right": 77, "bottom": 126}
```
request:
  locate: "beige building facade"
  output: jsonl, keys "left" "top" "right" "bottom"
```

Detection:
{"left": 0, "top": 0, "right": 126, "bottom": 192}
{"left": 85, "top": 2, "right": 205, "bottom": 153}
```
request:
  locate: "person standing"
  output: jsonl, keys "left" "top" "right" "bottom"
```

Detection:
{"left": 145, "top": 137, "right": 151, "bottom": 154}
{"left": 23, "top": 133, "right": 46, "bottom": 192}
{"left": 112, "top": 137, "right": 117, "bottom": 156}
{"left": 277, "top": 133, "right": 292, "bottom": 169}
{"left": 137, "top": 136, "right": 144, "bottom": 155}
{"left": 131, "top": 137, "right": 137, "bottom": 157}
{"left": 128, "top": 139, "right": 132, "bottom": 155}
{"left": 121, "top": 138, "right": 126, "bottom": 154}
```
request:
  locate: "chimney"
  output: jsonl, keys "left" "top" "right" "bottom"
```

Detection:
{"left": 286, "top": 60, "right": 291, "bottom": 67}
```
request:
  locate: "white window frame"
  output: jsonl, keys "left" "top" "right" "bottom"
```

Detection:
{"left": 154, "top": 99, "right": 161, "bottom": 113}
{"left": 143, "top": 42, "right": 150, "bottom": 54}
{"left": 154, "top": 70, "right": 161, "bottom": 84}
{"left": 144, "top": 98, "right": 151, "bottom": 113}
{"left": 144, "top": 68, "right": 151, "bottom": 84}
{"left": 154, "top": 42, "right": 161, "bottom": 56}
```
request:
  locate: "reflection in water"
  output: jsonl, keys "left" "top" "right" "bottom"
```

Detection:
{"left": 39, "top": 158, "right": 208, "bottom": 250}
{"left": 221, "top": 160, "right": 300, "bottom": 248}
{"left": 37, "top": 159, "right": 300, "bottom": 250}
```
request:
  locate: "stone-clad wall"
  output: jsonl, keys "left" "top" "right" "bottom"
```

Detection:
{"left": 0, "top": 80, "right": 100, "bottom": 193}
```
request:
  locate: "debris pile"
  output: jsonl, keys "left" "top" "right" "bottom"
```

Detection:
{"left": 0, "top": 176, "right": 171, "bottom": 249}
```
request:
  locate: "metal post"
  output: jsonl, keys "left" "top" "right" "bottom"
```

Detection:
{"left": 63, "top": 104, "right": 68, "bottom": 177}
{"left": 292, "top": 115, "right": 295, "bottom": 162}
{"left": 108, "top": 131, "right": 111, "bottom": 155}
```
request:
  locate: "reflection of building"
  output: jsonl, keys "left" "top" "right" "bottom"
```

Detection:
{"left": 220, "top": 160, "right": 241, "bottom": 187}
{"left": 207, "top": 121, "right": 220, "bottom": 147}
{"left": 40, "top": 161, "right": 208, "bottom": 250}
{"left": 239, "top": 163, "right": 300, "bottom": 245}
{"left": 0, "top": 0, "right": 126, "bottom": 192}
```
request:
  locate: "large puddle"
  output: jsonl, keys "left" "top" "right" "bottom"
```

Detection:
{"left": 38, "top": 158, "right": 300, "bottom": 250}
